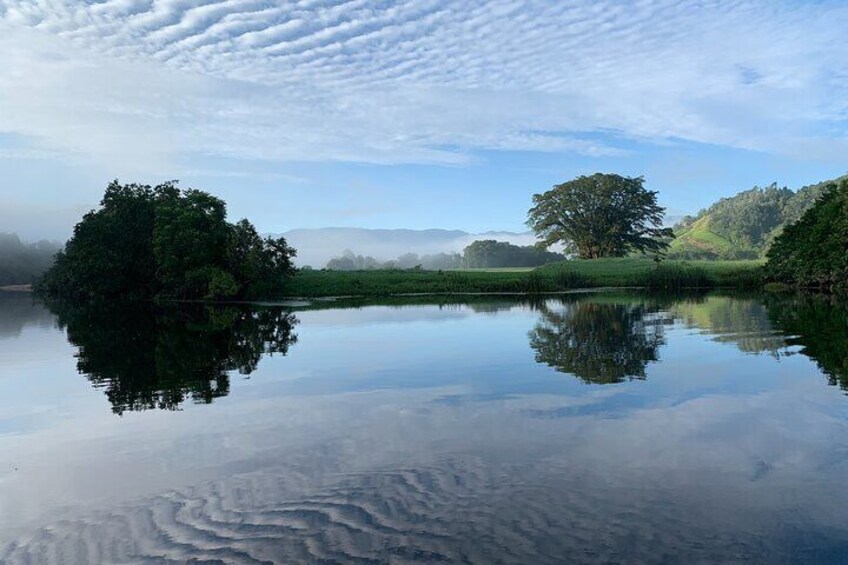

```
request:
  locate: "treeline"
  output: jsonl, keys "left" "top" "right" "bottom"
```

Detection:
{"left": 326, "top": 250, "right": 462, "bottom": 271}
{"left": 669, "top": 179, "right": 837, "bottom": 259}
{"left": 38, "top": 181, "right": 296, "bottom": 301}
{"left": 324, "top": 239, "right": 565, "bottom": 271}
{"left": 0, "top": 233, "right": 60, "bottom": 286}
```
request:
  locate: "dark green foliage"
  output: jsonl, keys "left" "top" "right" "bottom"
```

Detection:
{"left": 38, "top": 180, "right": 296, "bottom": 300}
{"left": 527, "top": 173, "right": 673, "bottom": 259}
{"left": 765, "top": 179, "right": 848, "bottom": 291}
{"left": 48, "top": 299, "right": 298, "bottom": 414}
{"left": 461, "top": 240, "right": 565, "bottom": 268}
{"left": 0, "top": 234, "right": 60, "bottom": 285}
{"left": 669, "top": 177, "right": 841, "bottom": 259}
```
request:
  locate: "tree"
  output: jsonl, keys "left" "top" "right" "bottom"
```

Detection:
{"left": 461, "top": 239, "right": 565, "bottom": 268}
{"left": 527, "top": 173, "right": 673, "bottom": 259}
{"left": 38, "top": 180, "right": 297, "bottom": 300}
{"left": 154, "top": 187, "right": 231, "bottom": 298}
{"left": 765, "top": 179, "right": 848, "bottom": 291}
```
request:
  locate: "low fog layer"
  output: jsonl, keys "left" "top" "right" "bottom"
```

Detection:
{"left": 276, "top": 228, "right": 537, "bottom": 268}
{"left": 0, "top": 233, "right": 60, "bottom": 286}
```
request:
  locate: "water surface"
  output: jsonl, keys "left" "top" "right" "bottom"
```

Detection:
{"left": 1, "top": 291, "right": 847, "bottom": 563}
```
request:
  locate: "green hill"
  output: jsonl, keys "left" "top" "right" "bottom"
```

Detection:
{"left": 668, "top": 176, "right": 845, "bottom": 259}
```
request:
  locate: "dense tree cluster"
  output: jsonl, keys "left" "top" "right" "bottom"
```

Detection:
{"left": 0, "top": 233, "right": 60, "bottom": 286}
{"left": 669, "top": 179, "right": 836, "bottom": 259}
{"left": 323, "top": 240, "right": 565, "bottom": 271}
{"left": 765, "top": 179, "right": 848, "bottom": 291}
{"left": 38, "top": 181, "right": 296, "bottom": 300}
{"left": 461, "top": 240, "right": 565, "bottom": 268}
{"left": 527, "top": 173, "right": 672, "bottom": 259}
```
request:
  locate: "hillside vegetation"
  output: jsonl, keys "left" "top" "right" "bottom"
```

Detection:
{"left": 669, "top": 177, "right": 843, "bottom": 259}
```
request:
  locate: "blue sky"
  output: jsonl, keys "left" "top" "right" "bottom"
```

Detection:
{"left": 0, "top": 0, "right": 846, "bottom": 240}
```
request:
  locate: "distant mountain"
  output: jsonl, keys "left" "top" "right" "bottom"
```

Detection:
{"left": 274, "top": 227, "right": 537, "bottom": 267}
{"left": 668, "top": 176, "right": 846, "bottom": 259}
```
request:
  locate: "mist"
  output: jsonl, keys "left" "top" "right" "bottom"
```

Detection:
{"left": 0, "top": 233, "right": 61, "bottom": 286}
{"left": 278, "top": 228, "right": 538, "bottom": 268}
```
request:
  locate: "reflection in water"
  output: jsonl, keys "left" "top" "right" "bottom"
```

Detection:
{"left": 766, "top": 294, "right": 848, "bottom": 392}
{"left": 670, "top": 293, "right": 787, "bottom": 354}
{"left": 5, "top": 292, "right": 848, "bottom": 563}
{"left": 527, "top": 292, "right": 848, "bottom": 392}
{"left": 0, "top": 292, "right": 55, "bottom": 338}
{"left": 528, "top": 297, "right": 669, "bottom": 384}
{"left": 49, "top": 301, "right": 298, "bottom": 414}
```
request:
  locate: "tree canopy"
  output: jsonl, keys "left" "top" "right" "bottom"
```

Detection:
{"left": 461, "top": 240, "right": 565, "bottom": 268}
{"left": 765, "top": 178, "right": 848, "bottom": 291}
{"left": 527, "top": 173, "right": 672, "bottom": 259}
{"left": 38, "top": 180, "right": 296, "bottom": 300}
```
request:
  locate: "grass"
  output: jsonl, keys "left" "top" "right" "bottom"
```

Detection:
{"left": 456, "top": 267, "right": 536, "bottom": 273}
{"left": 280, "top": 258, "right": 764, "bottom": 298}
{"left": 536, "top": 257, "right": 763, "bottom": 287}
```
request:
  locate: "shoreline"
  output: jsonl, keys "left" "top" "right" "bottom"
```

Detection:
{"left": 0, "top": 285, "right": 33, "bottom": 292}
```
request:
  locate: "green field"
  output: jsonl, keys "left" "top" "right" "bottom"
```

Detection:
{"left": 281, "top": 258, "right": 764, "bottom": 298}
{"left": 669, "top": 216, "right": 735, "bottom": 255}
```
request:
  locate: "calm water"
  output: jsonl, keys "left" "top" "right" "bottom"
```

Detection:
{"left": 1, "top": 291, "right": 848, "bottom": 563}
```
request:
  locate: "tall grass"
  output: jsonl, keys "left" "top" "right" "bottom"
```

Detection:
{"left": 635, "top": 264, "right": 711, "bottom": 290}
{"left": 280, "top": 259, "right": 763, "bottom": 298}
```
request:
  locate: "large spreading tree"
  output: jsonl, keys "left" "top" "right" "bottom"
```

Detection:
{"left": 39, "top": 180, "right": 296, "bottom": 300}
{"left": 527, "top": 173, "right": 673, "bottom": 259}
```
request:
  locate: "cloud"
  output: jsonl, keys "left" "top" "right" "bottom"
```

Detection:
{"left": 0, "top": 0, "right": 846, "bottom": 171}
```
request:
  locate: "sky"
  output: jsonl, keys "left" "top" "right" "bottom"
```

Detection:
{"left": 0, "top": 0, "right": 847, "bottom": 241}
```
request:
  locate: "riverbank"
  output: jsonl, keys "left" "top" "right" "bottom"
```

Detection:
{"left": 0, "top": 284, "right": 33, "bottom": 292}
{"left": 282, "top": 259, "right": 764, "bottom": 298}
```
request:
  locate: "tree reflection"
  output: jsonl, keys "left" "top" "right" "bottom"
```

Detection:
{"left": 48, "top": 301, "right": 298, "bottom": 414}
{"left": 668, "top": 294, "right": 786, "bottom": 355}
{"left": 765, "top": 295, "right": 848, "bottom": 392}
{"left": 528, "top": 298, "right": 669, "bottom": 384}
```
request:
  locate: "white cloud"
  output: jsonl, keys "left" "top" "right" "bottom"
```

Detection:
{"left": 0, "top": 0, "right": 846, "bottom": 171}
